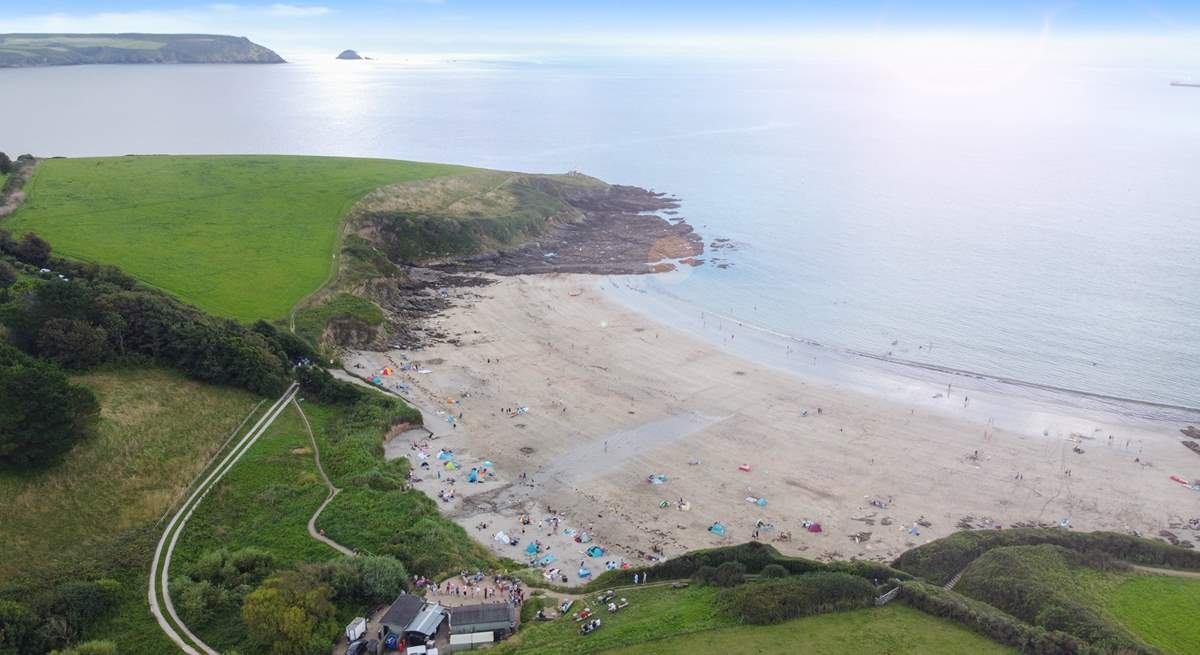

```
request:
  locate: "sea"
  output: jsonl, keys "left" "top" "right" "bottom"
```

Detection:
{"left": 1, "top": 51, "right": 1197, "bottom": 410}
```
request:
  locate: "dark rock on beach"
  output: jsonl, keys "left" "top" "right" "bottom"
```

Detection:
{"left": 440, "top": 184, "right": 704, "bottom": 275}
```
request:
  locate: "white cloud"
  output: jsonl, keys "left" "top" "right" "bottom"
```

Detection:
{"left": 265, "top": 4, "right": 332, "bottom": 17}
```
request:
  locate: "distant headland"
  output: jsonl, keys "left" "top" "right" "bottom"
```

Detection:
{"left": 0, "top": 33, "right": 284, "bottom": 67}
{"left": 336, "top": 49, "right": 364, "bottom": 60}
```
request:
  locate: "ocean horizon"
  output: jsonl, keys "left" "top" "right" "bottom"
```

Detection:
{"left": 2, "top": 54, "right": 1197, "bottom": 407}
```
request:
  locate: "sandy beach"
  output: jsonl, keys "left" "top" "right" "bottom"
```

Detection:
{"left": 345, "top": 274, "right": 1200, "bottom": 583}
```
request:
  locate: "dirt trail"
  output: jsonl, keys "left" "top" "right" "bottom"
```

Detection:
{"left": 294, "top": 399, "right": 356, "bottom": 557}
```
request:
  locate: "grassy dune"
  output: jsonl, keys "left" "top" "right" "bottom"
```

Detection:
{"left": 7, "top": 155, "right": 476, "bottom": 321}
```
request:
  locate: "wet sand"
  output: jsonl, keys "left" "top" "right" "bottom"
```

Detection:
{"left": 346, "top": 275, "right": 1200, "bottom": 583}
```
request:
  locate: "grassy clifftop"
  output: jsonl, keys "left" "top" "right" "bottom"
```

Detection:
{"left": 6, "top": 155, "right": 478, "bottom": 322}
{"left": 0, "top": 34, "right": 284, "bottom": 67}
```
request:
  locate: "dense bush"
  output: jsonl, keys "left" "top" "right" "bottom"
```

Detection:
{"left": 242, "top": 570, "right": 337, "bottom": 655}
{"left": 0, "top": 260, "right": 15, "bottom": 290}
{"left": 7, "top": 580, "right": 124, "bottom": 653}
{"left": 899, "top": 581, "right": 1093, "bottom": 655}
{"left": 173, "top": 547, "right": 279, "bottom": 627}
{"left": 712, "top": 561, "right": 746, "bottom": 587}
{"left": 894, "top": 528, "right": 1200, "bottom": 585}
{"left": 759, "top": 563, "right": 789, "bottom": 579}
{"left": 716, "top": 572, "right": 875, "bottom": 624}
{"left": 0, "top": 341, "right": 99, "bottom": 468}
{"left": 297, "top": 365, "right": 367, "bottom": 405}
{"left": 356, "top": 555, "right": 410, "bottom": 602}
{"left": 0, "top": 599, "right": 37, "bottom": 654}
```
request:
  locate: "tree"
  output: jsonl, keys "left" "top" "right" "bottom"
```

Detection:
{"left": 357, "top": 556, "right": 409, "bottom": 602}
{"left": 13, "top": 234, "right": 51, "bottom": 267}
{"left": 36, "top": 318, "right": 111, "bottom": 370}
{"left": 0, "top": 152, "right": 11, "bottom": 176}
{"left": 0, "top": 344, "right": 100, "bottom": 468}
{"left": 242, "top": 571, "right": 336, "bottom": 655}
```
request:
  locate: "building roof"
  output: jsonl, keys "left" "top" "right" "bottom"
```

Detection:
{"left": 380, "top": 594, "right": 425, "bottom": 632}
{"left": 449, "top": 603, "right": 517, "bottom": 634}
{"left": 406, "top": 603, "right": 445, "bottom": 637}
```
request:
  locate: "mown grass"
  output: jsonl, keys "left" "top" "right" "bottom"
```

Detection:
{"left": 1102, "top": 575, "right": 1200, "bottom": 655}
{"left": 603, "top": 604, "right": 1015, "bottom": 655}
{"left": 493, "top": 586, "right": 1013, "bottom": 655}
{"left": 8, "top": 155, "right": 477, "bottom": 322}
{"left": 492, "top": 585, "right": 733, "bottom": 654}
{"left": 0, "top": 368, "right": 261, "bottom": 654}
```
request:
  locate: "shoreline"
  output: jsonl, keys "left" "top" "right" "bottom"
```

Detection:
{"left": 347, "top": 274, "right": 1200, "bottom": 585}
{"left": 602, "top": 276, "right": 1200, "bottom": 424}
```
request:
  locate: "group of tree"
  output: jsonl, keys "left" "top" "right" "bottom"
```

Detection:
{"left": 1, "top": 229, "right": 318, "bottom": 388}
{"left": 169, "top": 546, "right": 409, "bottom": 655}
{"left": 0, "top": 231, "right": 326, "bottom": 469}
{"left": 0, "top": 341, "right": 99, "bottom": 468}
{"left": 0, "top": 152, "right": 13, "bottom": 176}
{"left": 0, "top": 579, "right": 121, "bottom": 655}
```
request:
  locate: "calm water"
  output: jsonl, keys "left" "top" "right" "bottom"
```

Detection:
{"left": 1, "top": 56, "right": 1197, "bottom": 407}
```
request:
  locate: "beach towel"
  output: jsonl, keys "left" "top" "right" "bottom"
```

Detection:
{"left": 526, "top": 542, "right": 538, "bottom": 555}
{"left": 539, "top": 554, "right": 557, "bottom": 566}
{"left": 578, "top": 567, "right": 592, "bottom": 578}
{"left": 587, "top": 545, "right": 605, "bottom": 557}
{"left": 738, "top": 464, "right": 751, "bottom": 472}
{"left": 756, "top": 498, "right": 768, "bottom": 507}
{"left": 709, "top": 523, "right": 726, "bottom": 536}
{"left": 494, "top": 531, "right": 511, "bottom": 544}
{"left": 807, "top": 523, "right": 822, "bottom": 533}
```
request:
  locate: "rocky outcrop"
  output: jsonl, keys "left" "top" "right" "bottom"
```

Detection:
{"left": 336, "top": 49, "right": 364, "bottom": 60}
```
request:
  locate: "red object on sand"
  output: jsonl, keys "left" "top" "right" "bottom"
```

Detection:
{"left": 738, "top": 464, "right": 751, "bottom": 472}
{"left": 1170, "top": 475, "right": 1191, "bottom": 486}
{"left": 807, "top": 523, "right": 822, "bottom": 533}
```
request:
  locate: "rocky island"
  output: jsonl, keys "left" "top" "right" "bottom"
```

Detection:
{"left": 0, "top": 33, "right": 284, "bottom": 67}
{"left": 336, "top": 49, "right": 364, "bottom": 60}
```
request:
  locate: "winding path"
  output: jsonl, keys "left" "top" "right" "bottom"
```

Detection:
{"left": 294, "top": 398, "right": 356, "bottom": 557}
{"left": 148, "top": 384, "right": 298, "bottom": 655}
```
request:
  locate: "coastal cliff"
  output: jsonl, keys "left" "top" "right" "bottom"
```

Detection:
{"left": 0, "top": 34, "right": 285, "bottom": 67}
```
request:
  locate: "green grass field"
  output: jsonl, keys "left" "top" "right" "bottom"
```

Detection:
{"left": 1102, "top": 575, "right": 1200, "bottom": 655}
{"left": 604, "top": 604, "right": 1015, "bottom": 655}
{"left": 493, "top": 585, "right": 1012, "bottom": 655}
{"left": 7, "top": 155, "right": 476, "bottom": 322}
{"left": 0, "top": 368, "right": 261, "bottom": 653}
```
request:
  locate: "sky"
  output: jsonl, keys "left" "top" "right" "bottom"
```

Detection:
{"left": 2, "top": 1, "right": 1199, "bottom": 61}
